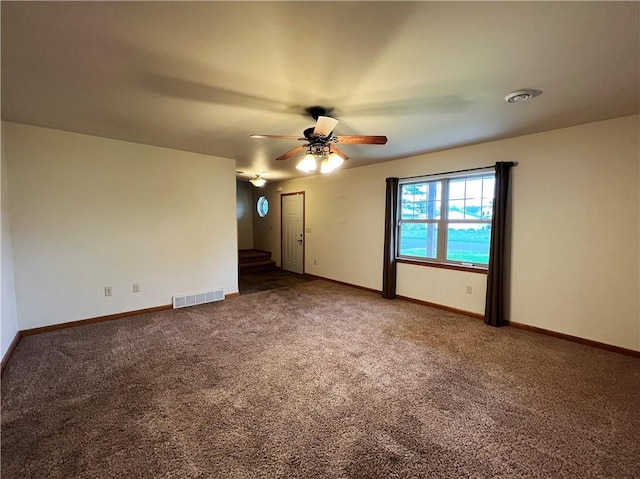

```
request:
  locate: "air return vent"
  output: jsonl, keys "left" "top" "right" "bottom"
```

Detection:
{"left": 172, "top": 288, "right": 224, "bottom": 309}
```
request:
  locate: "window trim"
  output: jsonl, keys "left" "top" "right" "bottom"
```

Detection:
{"left": 397, "top": 169, "right": 494, "bottom": 269}
{"left": 396, "top": 257, "right": 488, "bottom": 274}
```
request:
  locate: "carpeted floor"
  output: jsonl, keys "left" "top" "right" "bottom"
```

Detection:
{"left": 2, "top": 280, "right": 639, "bottom": 478}
{"left": 238, "top": 268, "right": 312, "bottom": 294}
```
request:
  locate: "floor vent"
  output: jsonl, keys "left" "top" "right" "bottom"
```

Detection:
{"left": 173, "top": 288, "right": 224, "bottom": 309}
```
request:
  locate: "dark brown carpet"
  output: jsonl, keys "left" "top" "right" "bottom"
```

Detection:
{"left": 2, "top": 280, "right": 639, "bottom": 478}
{"left": 238, "top": 268, "right": 312, "bottom": 294}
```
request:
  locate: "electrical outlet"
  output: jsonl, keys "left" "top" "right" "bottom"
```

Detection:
{"left": 133, "top": 283, "right": 140, "bottom": 293}
{"left": 465, "top": 286, "right": 473, "bottom": 294}
{"left": 104, "top": 286, "right": 113, "bottom": 297}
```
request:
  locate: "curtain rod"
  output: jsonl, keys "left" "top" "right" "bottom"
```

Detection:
{"left": 400, "top": 161, "right": 517, "bottom": 181}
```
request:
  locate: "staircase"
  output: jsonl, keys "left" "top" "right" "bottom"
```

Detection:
{"left": 238, "top": 249, "right": 276, "bottom": 273}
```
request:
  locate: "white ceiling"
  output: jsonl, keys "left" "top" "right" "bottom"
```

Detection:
{"left": 2, "top": 2, "right": 638, "bottom": 182}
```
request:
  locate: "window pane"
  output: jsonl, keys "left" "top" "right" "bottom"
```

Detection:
{"left": 426, "top": 200, "right": 441, "bottom": 219}
{"left": 482, "top": 176, "right": 494, "bottom": 219}
{"left": 401, "top": 183, "right": 423, "bottom": 200}
{"left": 481, "top": 198, "right": 493, "bottom": 219}
{"left": 400, "top": 184, "right": 422, "bottom": 219}
{"left": 448, "top": 199, "right": 465, "bottom": 219}
{"left": 256, "top": 196, "right": 269, "bottom": 218}
{"left": 465, "top": 178, "right": 483, "bottom": 199}
{"left": 449, "top": 179, "right": 465, "bottom": 200}
{"left": 399, "top": 223, "right": 438, "bottom": 258}
{"left": 446, "top": 223, "right": 491, "bottom": 265}
{"left": 425, "top": 181, "right": 441, "bottom": 219}
{"left": 482, "top": 177, "right": 495, "bottom": 197}
{"left": 401, "top": 182, "right": 440, "bottom": 219}
{"left": 463, "top": 197, "right": 482, "bottom": 219}
{"left": 401, "top": 200, "right": 415, "bottom": 219}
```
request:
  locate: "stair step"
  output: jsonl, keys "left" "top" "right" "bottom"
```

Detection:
{"left": 240, "top": 259, "right": 275, "bottom": 267}
{"left": 239, "top": 259, "right": 276, "bottom": 273}
{"left": 239, "top": 249, "right": 275, "bottom": 272}
{"left": 239, "top": 251, "right": 272, "bottom": 258}
{"left": 239, "top": 249, "right": 272, "bottom": 262}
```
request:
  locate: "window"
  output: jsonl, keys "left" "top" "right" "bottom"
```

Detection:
{"left": 397, "top": 172, "right": 494, "bottom": 267}
{"left": 256, "top": 196, "right": 269, "bottom": 217}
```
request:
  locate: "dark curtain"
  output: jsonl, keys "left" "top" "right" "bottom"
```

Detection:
{"left": 382, "top": 177, "right": 399, "bottom": 299}
{"left": 484, "top": 162, "right": 515, "bottom": 326}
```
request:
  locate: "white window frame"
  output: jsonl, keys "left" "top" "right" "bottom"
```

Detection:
{"left": 397, "top": 169, "right": 494, "bottom": 269}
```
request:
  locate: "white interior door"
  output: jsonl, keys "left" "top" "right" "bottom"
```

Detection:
{"left": 282, "top": 193, "right": 304, "bottom": 274}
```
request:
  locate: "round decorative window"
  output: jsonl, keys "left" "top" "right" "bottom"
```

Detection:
{"left": 257, "top": 196, "right": 269, "bottom": 217}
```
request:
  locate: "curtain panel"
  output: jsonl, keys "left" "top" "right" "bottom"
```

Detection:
{"left": 484, "top": 162, "right": 515, "bottom": 326}
{"left": 382, "top": 177, "right": 399, "bottom": 299}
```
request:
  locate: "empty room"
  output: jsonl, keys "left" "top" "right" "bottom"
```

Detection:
{"left": 1, "top": 2, "right": 639, "bottom": 478}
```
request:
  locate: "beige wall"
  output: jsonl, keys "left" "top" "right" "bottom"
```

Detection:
{"left": 4, "top": 122, "right": 238, "bottom": 330}
{"left": 236, "top": 181, "right": 254, "bottom": 250}
{"left": 1, "top": 124, "right": 19, "bottom": 359}
{"left": 253, "top": 187, "right": 273, "bottom": 253}
{"left": 254, "top": 115, "right": 640, "bottom": 351}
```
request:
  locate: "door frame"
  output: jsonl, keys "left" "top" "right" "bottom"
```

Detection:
{"left": 280, "top": 191, "right": 305, "bottom": 274}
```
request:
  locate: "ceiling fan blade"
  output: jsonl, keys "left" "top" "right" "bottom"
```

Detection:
{"left": 335, "top": 135, "right": 388, "bottom": 145}
{"left": 314, "top": 116, "right": 340, "bottom": 137}
{"left": 275, "top": 145, "right": 307, "bottom": 161}
{"left": 331, "top": 144, "right": 349, "bottom": 161}
{"left": 250, "top": 134, "right": 303, "bottom": 140}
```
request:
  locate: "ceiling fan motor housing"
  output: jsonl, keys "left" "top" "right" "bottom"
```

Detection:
{"left": 303, "top": 127, "right": 317, "bottom": 139}
{"left": 303, "top": 127, "right": 336, "bottom": 143}
{"left": 305, "top": 105, "right": 333, "bottom": 120}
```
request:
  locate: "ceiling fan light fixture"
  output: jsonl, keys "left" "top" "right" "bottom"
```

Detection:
{"left": 251, "top": 107, "right": 386, "bottom": 174}
{"left": 327, "top": 151, "right": 344, "bottom": 170}
{"left": 296, "top": 153, "right": 317, "bottom": 173}
{"left": 249, "top": 175, "right": 266, "bottom": 187}
{"left": 320, "top": 153, "right": 344, "bottom": 174}
{"left": 319, "top": 158, "right": 331, "bottom": 174}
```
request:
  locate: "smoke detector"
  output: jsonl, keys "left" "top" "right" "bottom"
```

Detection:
{"left": 505, "top": 89, "right": 542, "bottom": 103}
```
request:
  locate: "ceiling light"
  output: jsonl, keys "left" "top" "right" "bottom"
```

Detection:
{"left": 296, "top": 153, "right": 317, "bottom": 173}
{"left": 320, "top": 158, "right": 331, "bottom": 174}
{"left": 320, "top": 152, "right": 345, "bottom": 174}
{"left": 293, "top": 147, "right": 345, "bottom": 175}
{"left": 249, "top": 175, "right": 266, "bottom": 187}
{"left": 505, "top": 89, "right": 542, "bottom": 103}
{"left": 327, "top": 152, "right": 344, "bottom": 170}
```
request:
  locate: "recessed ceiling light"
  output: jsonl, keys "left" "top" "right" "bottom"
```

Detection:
{"left": 505, "top": 89, "right": 542, "bottom": 103}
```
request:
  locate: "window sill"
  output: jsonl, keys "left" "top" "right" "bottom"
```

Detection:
{"left": 396, "top": 258, "right": 488, "bottom": 274}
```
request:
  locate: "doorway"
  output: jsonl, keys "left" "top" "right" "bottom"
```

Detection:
{"left": 281, "top": 192, "right": 305, "bottom": 274}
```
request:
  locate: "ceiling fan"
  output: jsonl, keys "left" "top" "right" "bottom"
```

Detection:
{"left": 250, "top": 106, "right": 388, "bottom": 173}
